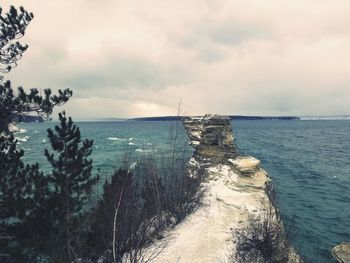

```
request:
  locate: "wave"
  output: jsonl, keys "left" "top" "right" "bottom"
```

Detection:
{"left": 18, "top": 128, "right": 27, "bottom": 134}
{"left": 16, "top": 136, "right": 29, "bottom": 142}
{"left": 128, "top": 142, "right": 136, "bottom": 146}
{"left": 107, "top": 137, "right": 125, "bottom": 141}
{"left": 128, "top": 137, "right": 136, "bottom": 141}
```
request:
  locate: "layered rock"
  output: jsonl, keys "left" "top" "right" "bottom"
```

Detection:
{"left": 146, "top": 114, "right": 301, "bottom": 262}
{"left": 229, "top": 156, "right": 261, "bottom": 176}
{"left": 332, "top": 242, "right": 350, "bottom": 263}
{"left": 183, "top": 115, "right": 238, "bottom": 165}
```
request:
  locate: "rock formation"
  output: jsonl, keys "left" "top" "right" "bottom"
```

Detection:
{"left": 146, "top": 114, "right": 301, "bottom": 262}
{"left": 332, "top": 242, "right": 350, "bottom": 263}
{"left": 183, "top": 115, "right": 238, "bottom": 164}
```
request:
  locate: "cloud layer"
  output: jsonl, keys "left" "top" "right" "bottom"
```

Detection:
{"left": 2, "top": 0, "right": 350, "bottom": 118}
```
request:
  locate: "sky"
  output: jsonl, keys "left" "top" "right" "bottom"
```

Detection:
{"left": 2, "top": 0, "right": 350, "bottom": 118}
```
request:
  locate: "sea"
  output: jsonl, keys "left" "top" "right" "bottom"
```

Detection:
{"left": 15, "top": 119, "right": 350, "bottom": 262}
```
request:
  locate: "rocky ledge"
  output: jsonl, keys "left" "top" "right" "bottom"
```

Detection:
{"left": 149, "top": 115, "right": 302, "bottom": 262}
{"left": 332, "top": 242, "right": 350, "bottom": 263}
{"left": 183, "top": 115, "right": 238, "bottom": 164}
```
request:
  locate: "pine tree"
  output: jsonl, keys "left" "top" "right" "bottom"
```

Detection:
{"left": 44, "top": 112, "right": 99, "bottom": 262}
{"left": 0, "top": 5, "right": 33, "bottom": 73}
{"left": 0, "top": 80, "right": 72, "bottom": 134}
{"left": 0, "top": 135, "right": 45, "bottom": 262}
{"left": 0, "top": 5, "right": 72, "bottom": 134}
{"left": 0, "top": 5, "right": 72, "bottom": 261}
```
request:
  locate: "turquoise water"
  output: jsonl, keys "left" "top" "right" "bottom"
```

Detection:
{"left": 16, "top": 120, "right": 350, "bottom": 262}
{"left": 18, "top": 121, "right": 192, "bottom": 174}
{"left": 233, "top": 120, "right": 350, "bottom": 262}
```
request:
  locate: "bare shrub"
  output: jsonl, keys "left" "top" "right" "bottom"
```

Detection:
{"left": 83, "top": 147, "right": 204, "bottom": 262}
{"left": 82, "top": 168, "right": 165, "bottom": 262}
{"left": 232, "top": 205, "right": 292, "bottom": 263}
{"left": 83, "top": 104, "right": 204, "bottom": 262}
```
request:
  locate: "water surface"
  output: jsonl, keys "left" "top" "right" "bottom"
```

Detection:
{"left": 17, "top": 120, "right": 350, "bottom": 262}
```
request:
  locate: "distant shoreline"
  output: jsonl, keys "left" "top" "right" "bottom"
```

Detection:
{"left": 20, "top": 115, "right": 350, "bottom": 123}
{"left": 128, "top": 115, "right": 300, "bottom": 121}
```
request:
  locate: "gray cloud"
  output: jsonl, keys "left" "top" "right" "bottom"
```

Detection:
{"left": 2, "top": 0, "right": 350, "bottom": 118}
{"left": 187, "top": 20, "right": 269, "bottom": 46}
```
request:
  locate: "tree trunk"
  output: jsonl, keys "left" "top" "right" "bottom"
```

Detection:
{"left": 113, "top": 181, "right": 126, "bottom": 262}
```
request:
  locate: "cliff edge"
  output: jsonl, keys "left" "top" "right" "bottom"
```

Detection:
{"left": 148, "top": 114, "right": 301, "bottom": 262}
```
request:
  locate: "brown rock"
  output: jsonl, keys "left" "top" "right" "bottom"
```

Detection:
{"left": 183, "top": 114, "right": 238, "bottom": 165}
{"left": 332, "top": 242, "right": 350, "bottom": 263}
{"left": 229, "top": 156, "right": 261, "bottom": 176}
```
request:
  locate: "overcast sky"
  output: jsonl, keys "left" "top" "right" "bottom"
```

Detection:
{"left": 2, "top": 0, "right": 350, "bottom": 118}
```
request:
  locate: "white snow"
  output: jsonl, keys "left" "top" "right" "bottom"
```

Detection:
{"left": 146, "top": 164, "right": 269, "bottom": 263}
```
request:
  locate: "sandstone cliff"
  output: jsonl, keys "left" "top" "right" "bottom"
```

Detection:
{"left": 147, "top": 114, "right": 301, "bottom": 262}
{"left": 332, "top": 242, "right": 350, "bottom": 263}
